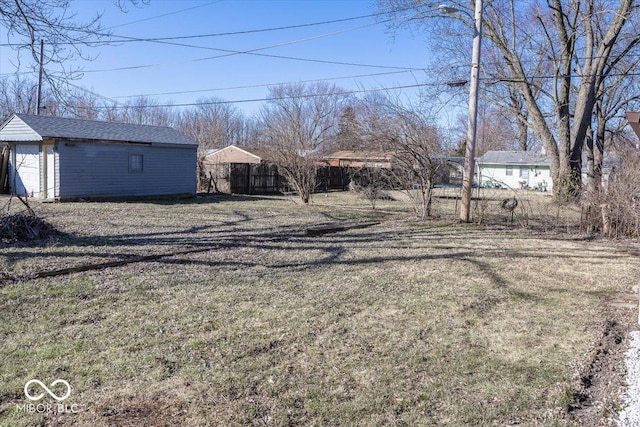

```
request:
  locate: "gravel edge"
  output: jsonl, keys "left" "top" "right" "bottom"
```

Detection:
{"left": 618, "top": 330, "right": 640, "bottom": 427}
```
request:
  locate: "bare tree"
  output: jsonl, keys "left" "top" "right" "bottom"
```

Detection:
{"left": 179, "top": 99, "right": 244, "bottom": 154}
{"left": 0, "top": 76, "right": 67, "bottom": 119}
{"left": 1, "top": 0, "right": 147, "bottom": 100}
{"left": 238, "top": 116, "right": 267, "bottom": 148}
{"left": 363, "top": 97, "right": 443, "bottom": 220}
{"left": 261, "top": 82, "right": 347, "bottom": 204}
{"left": 380, "top": 0, "right": 640, "bottom": 200}
{"left": 66, "top": 91, "right": 101, "bottom": 120}
{"left": 0, "top": 77, "right": 38, "bottom": 118}
{"left": 178, "top": 99, "right": 245, "bottom": 190}
{"left": 114, "top": 96, "right": 176, "bottom": 126}
{"left": 333, "top": 105, "right": 363, "bottom": 151}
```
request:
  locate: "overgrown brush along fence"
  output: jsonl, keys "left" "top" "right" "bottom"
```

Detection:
{"left": 581, "top": 146, "right": 640, "bottom": 238}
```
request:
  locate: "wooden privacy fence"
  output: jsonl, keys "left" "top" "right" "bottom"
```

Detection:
{"left": 203, "top": 163, "right": 351, "bottom": 195}
{"left": 201, "top": 158, "right": 464, "bottom": 195}
{"left": 202, "top": 161, "right": 462, "bottom": 195}
{"left": 205, "top": 163, "right": 282, "bottom": 194}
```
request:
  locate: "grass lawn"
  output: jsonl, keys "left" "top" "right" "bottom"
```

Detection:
{"left": 0, "top": 190, "right": 638, "bottom": 426}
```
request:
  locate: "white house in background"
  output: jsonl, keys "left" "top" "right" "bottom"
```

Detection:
{"left": 0, "top": 113, "right": 198, "bottom": 200}
{"left": 476, "top": 150, "right": 552, "bottom": 192}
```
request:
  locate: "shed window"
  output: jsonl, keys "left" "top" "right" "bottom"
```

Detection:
{"left": 505, "top": 165, "right": 513, "bottom": 176}
{"left": 129, "top": 154, "right": 143, "bottom": 172}
{"left": 519, "top": 167, "right": 529, "bottom": 179}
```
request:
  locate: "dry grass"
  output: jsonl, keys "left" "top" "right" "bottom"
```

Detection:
{"left": 0, "top": 191, "right": 637, "bottom": 426}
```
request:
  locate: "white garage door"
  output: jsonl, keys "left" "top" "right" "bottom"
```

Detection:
{"left": 13, "top": 145, "right": 40, "bottom": 197}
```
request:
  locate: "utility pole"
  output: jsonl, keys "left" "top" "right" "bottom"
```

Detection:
{"left": 459, "top": 0, "right": 484, "bottom": 223}
{"left": 36, "top": 40, "right": 44, "bottom": 115}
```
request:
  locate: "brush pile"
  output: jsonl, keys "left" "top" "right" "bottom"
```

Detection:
{"left": 1, "top": 211, "right": 59, "bottom": 242}
{"left": 1, "top": 196, "right": 60, "bottom": 242}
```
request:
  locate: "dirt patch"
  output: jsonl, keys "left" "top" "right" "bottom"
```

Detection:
{"left": 43, "top": 395, "right": 188, "bottom": 427}
{"left": 98, "top": 397, "right": 187, "bottom": 427}
{"left": 569, "top": 308, "right": 638, "bottom": 426}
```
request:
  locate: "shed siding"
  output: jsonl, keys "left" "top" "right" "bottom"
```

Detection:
{"left": 55, "top": 145, "right": 60, "bottom": 197}
{"left": 9, "top": 144, "right": 41, "bottom": 197}
{"left": 0, "top": 117, "right": 42, "bottom": 142}
{"left": 57, "top": 141, "right": 196, "bottom": 198}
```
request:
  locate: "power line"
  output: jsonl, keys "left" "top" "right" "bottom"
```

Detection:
{"left": 76, "top": 19, "right": 414, "bottom": 74}
{"left": 71, "top": 82, "right": 436, "bottom": 110}
{"left": 107, "top": 1, "right": 225, "bottom": 30}
{"left": 1, "top": 20, "right": 422, "bottom": 79}
{"left": 103, "top": 8, "right": 396, "bottom": 42}
{"left": 6, "top": 57, "right": 640, "bottom": 83}
{"left": 0, "top": 5, "right": 414, "bottom": 48}
{"left": 108, "top": 70, "right": 423, "bottom": 99}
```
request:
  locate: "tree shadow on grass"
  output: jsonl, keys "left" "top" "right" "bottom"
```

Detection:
{"left": 0, "top": 212, "right": 629, "bottom": 294}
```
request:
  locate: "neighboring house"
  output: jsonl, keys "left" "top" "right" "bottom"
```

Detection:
{"left": 323, "top": 151, "right": 464, "bottom": 188}
{"left": 627, "top": 112, "right": 640, "bottom": 141}
{"left": 322, "top": 150, "right": 396, "bottom": 190}
{"left": 0, "top": 113, "right": 197, "bottom": 200}
{"left": 476, "top": 150, "right": 552, "bottom": 191}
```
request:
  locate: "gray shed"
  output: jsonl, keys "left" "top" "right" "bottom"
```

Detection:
{"left": 0, "top": 113, "right": 197, "bottom": 200}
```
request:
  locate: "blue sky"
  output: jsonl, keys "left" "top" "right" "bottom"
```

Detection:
{"left": 1, "top": 0, "right": 439, "bottom": 117}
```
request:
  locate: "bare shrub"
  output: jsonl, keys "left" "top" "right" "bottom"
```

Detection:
{"left": 261, "top": 83, "right": 348, "bottom": 204}
{"left": 381, "top": 107, "right": 442, "bottom": 221}
{"left": 348, "top": 166, "right": 393, "bottom": 210}
{"left": 584, "top": 144, "right": 640, "bottom": 238}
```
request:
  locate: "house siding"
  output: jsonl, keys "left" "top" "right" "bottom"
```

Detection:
{"left": 57, "top": 141, "right": 196, "bottom": 198}
{"left": 478, "top": 163, "right": 553, "bottom": 191}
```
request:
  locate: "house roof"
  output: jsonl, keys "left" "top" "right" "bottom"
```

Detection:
{"left": 325, "top": 150, "right": 395, "bottom": 161}
{"left": 0, "top": 113, "right": 197, "bottom": 146}
{"left": 627, "top": 112, "right": 640, "bottom": 140}
{"left": 477, "top": 150, "right": 548, "bottom": 166}
{"left": 322, "top": 150, "right": 395, "bottom": 168}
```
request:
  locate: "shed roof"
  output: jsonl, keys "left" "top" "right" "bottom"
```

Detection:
{"left": 203, "top": 145, "right": 274, "bottom": 164}
{"left": 477, "top": 150, "right": 548, "bottom": 166}
{"left": 0, "top": 113, "right": 197, "bottom": 146}
{"left": 234, "top": 146, "right": 273, "bottom": 160}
